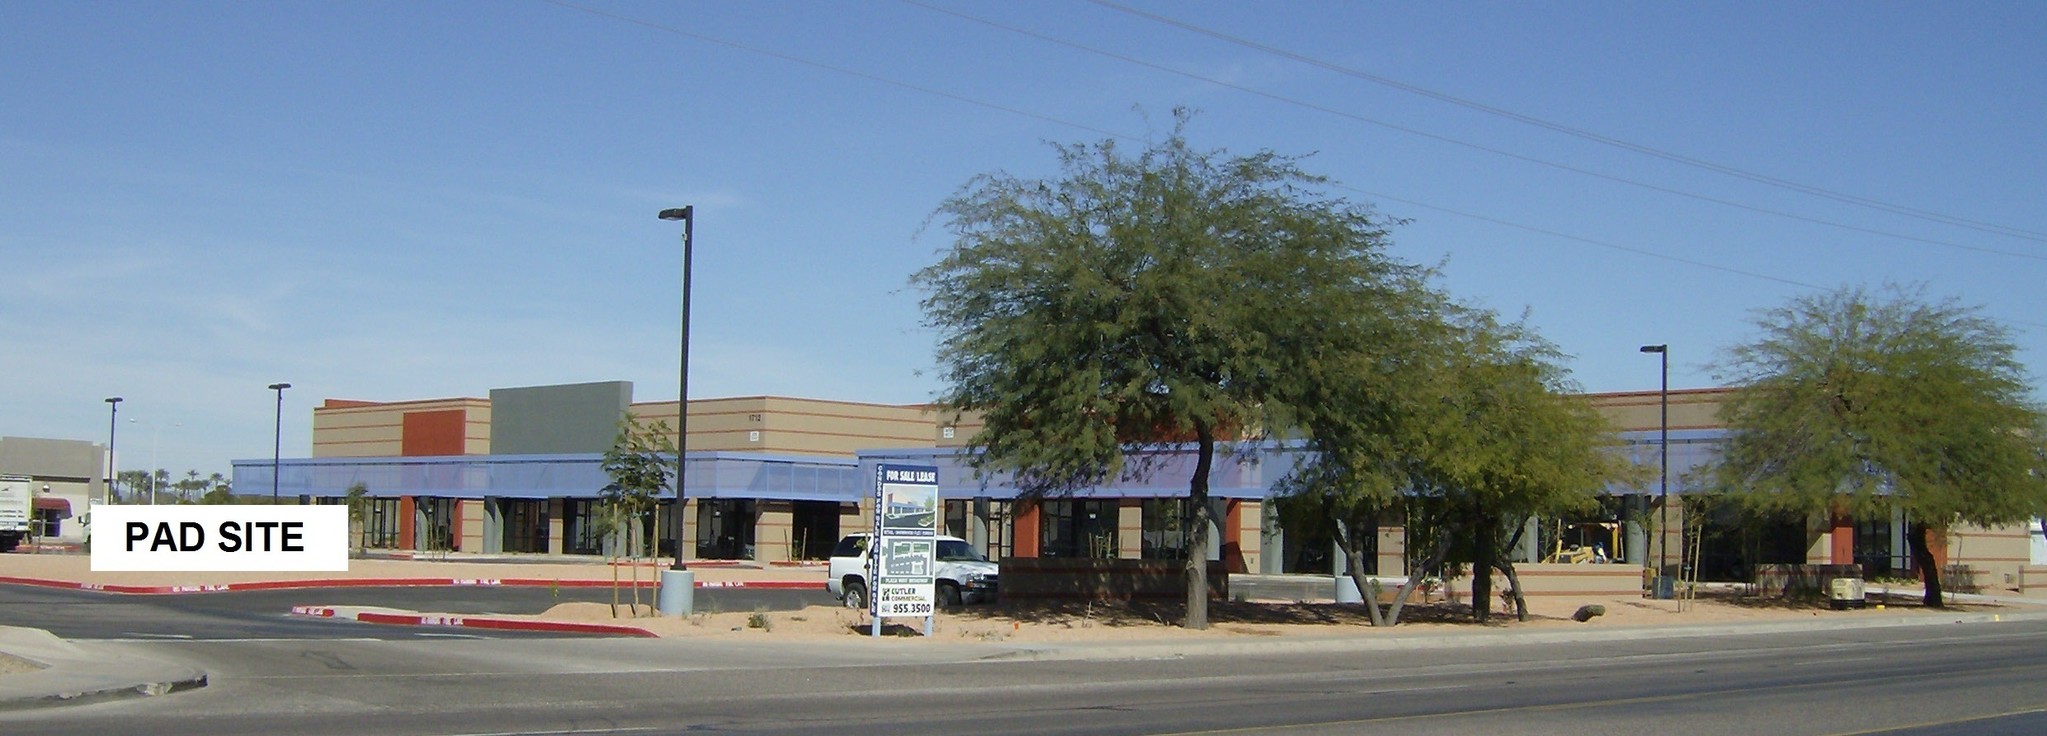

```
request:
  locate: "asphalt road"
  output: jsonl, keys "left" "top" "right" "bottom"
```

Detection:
{"left": 9, "top": 611, "right": 2047, "bottom": 735}
{"left": 0, "top": 583, "right": 837, "bottom": 640}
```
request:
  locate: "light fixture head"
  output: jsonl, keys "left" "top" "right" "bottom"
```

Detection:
{"left": 105, "top": 397, "right": 122, "bottom": 404}
{"left": 269, "top": 383, "right": 291, "bottom": 391}
{"left": 1639, "top": 344, "right": 1667, "bottom": 354}
{"left": 658, "top": 206, "right": 693, "bottom": 221}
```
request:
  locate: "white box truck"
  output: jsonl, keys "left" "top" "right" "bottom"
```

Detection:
{"left": 0, "top": 474, "right": 32, "bottom": 552}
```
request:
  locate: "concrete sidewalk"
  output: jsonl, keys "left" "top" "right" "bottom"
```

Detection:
{"left": 986, "top": 607, "right": 2047, "bottom": 662}
{"left": 8, "top": 604, "right": 2047, "bottom": 711}
{"left": 0, "top": 626, "right": 207, "bottom": 711}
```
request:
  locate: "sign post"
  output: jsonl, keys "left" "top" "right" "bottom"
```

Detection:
{"left": 870, "top": 463, "right": 938, "bottom": 637}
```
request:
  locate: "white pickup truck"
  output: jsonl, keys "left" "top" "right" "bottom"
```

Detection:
{"left": 826, "top": 533, "right": 999, "bottom": 609}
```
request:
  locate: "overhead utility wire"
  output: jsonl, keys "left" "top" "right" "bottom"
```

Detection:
{"left": 541, "top": 0, "right": 2044, "bottom": 330}
{"left": 904, "top": 0, "right": 2047, "bottom": 264}
{"left": 538, "top": 0, "right": 1125, "bottom": 142}
{"left": 1347, "top": 186, "right": 1826, "bottom": 291}
{"left": 1087, "top": 0, "right": 2047, "bottom": 245}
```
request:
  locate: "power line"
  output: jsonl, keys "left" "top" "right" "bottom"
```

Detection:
{"left": 540, "top": 0, "right": 2044, "bottom": 332}
{"left": 901, "top": 0, "right": 2047, "bottom": 264}
{"left": 538, "top": 0, "right": 1126, "bottom": 142}
{"left": 1085, "top": 0, "right": 2047, "bottom": 245}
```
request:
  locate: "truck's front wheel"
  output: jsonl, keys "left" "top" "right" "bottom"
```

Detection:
{"left": 842, "top": 579, "right": 868, "bottom": 610}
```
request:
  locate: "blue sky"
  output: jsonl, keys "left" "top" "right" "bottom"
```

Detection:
{"left": 4, "top": 1, "right": 2043, "bottom": 478}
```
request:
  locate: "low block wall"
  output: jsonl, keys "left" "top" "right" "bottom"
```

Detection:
{"left": 1444, "top": 563, "right": 1645, "bottom": 600}
{"left": 999, "top": 558, "right": 1229, "bottom": 602}
{"left": 2020, "top": 566, "right": 2047, "bottom": 595}
{"left": 1512, "top": 563, "right": 1650, "bottom": 596}
{"left": 1940, "top": 564, "right": 1986, "bottom": 594}
{"left": 1754, "top": 564, "right": 1863, "bottom": 597}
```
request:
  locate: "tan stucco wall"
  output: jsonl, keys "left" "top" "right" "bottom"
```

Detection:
{"left": 1587, "top": 388, "right": 1734, "bottom": 432}
{"left": 632, "top": 396, "right": 936, "bottom": 457}
{"left": 1117, "top": 500, "right": 1143, "bottom": 559}
{"left": 456, "top": 499, "right": 486, "bottom": 553}
{"left": 1234, "top": 500, "right": 1264, "bottom": 573}
{"left": 755, "top": 502, "right": 793, "bottom": 563}
{"left": 1949, "top": 522, "right": 2032, "bottom": 590}
{"left": 312, "top": 398, "right": 490, "bottom": 458}
{"left": 546, "top": 498, "right": 565, "bottom": 555}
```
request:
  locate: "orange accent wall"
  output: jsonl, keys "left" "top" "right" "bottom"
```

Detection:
{"left": 398, "top": 496, "right": 416, "bottom": 552}
{"left": 402, "top": 410, "right": 467, "bottom": 456}
{"left": 1831, "top": 514, "right": 1855, "bottom": 565}
{"left": 1222, "top": 500, "right": 1247, "bottom": 573}
{"left": 1013, "top": 500, "right": 1041, "bottom": 558}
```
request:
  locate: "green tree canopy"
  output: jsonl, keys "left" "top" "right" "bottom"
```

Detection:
{"left": 1712, "top": 285, "right": 2047, "bottom": 606}
{"left": 601, "top": 415, "right": 678, "bottom": 556}
{"left": 918, "top": 117, "right": 1417, "bottom": 629}
{"left": 1276, "top": 300, "right": 1629, "bottom": 624}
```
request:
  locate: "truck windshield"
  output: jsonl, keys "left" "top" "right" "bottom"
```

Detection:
{"left": 935, "top": 540, "right": 985, "bottom": 562}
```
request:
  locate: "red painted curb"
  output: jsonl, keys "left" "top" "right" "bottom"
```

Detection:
{"left": 289, "top": 605, "right": 657, "bottom": 637}
{"left": 0, "top": 575, "right": 824, "bottom": 594}
{"left": 697, "top": 581, "right": 826, "bottom": 590}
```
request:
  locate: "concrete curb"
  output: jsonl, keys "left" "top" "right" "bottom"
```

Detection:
{"left": 289, "top": 605, "right": 659, "bottom": 637}
{"left": 0, "top": 575, "right": 825, "bottom": 595}
{"left": 981, "top": 609, "right": 2047, "bottom": 662}
{"left": 0, "top": 627, "right": 208, "bottom": 711}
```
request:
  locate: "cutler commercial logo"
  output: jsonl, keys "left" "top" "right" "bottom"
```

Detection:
{"left": 91, "top": 505, "right": 348, "bottom": 572}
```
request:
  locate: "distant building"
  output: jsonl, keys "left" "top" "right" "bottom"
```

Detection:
{"left": 0, "top": 436, "right": 104, "bottom": 544}
{"left": 230, "top": 382, "right": 2039, "bottom": 593}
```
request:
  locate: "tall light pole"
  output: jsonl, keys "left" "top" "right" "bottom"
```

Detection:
{"left": 103, "top": 397, "right": 122, "bottom": 504}
{"left": 1639, "top": 344, "right": 1670, "bottom": 596}
{"left": 269, "top": 383, "right": 291, "bottom": 504}
{"left": 134, "top": 419, "right": 184, "bottom": 504}
{"left": 658, "top": 206, "right": 693, "bottom": 572}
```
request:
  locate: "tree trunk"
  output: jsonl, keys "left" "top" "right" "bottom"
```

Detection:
{"left": 1184, "top": 421, "right": 1215, "bottom": 630}
{"left": 1335, "top": 520, "right": 1388, "bottom": 627}
{"left": 1471, "top": 527, "right": 1494, "bottom": 624}
{"left": 1497, "top": 561, "right": 1530, "bottom": 622}
{"left": 631, "top": 519, "right": 644, "bottom": 616}
{"left": 1498, "top": 521, "right": 1530, "bottom": 622}
{"left": 1908, "top": 522, "right": 1944, "bottom": 608}
{"left": 1384, "top": 515, "right": 1457, "bottom": 626}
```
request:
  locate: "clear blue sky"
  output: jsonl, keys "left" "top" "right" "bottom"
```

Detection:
{"left": 4, "top": 1, "right": 2043, "bottom": 478}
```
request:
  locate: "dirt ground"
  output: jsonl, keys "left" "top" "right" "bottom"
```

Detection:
{"left": 0, "top": 553, "right": 2014, "bottom": 644}
{"left": 512, "top": 590, "right": 1993, "bottom": 643}
{"left": 0, "top": 651, "right": 44, "bottom": 674}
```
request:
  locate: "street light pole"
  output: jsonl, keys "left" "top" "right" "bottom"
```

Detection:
{"left": 269, "top": 383, "right": 291, "bottom": 505}
{"left": 658, "top": 206, "right": 694, "bottom": 572}
{"left": 139, "top": 420, "right": 184, "bottom": 504}
{"left": 103, "top": 397, "right": 122, "bottom": 504}
{"left": 655, "top": 206, "right": 698, "bottom": 619}
{"left": 1639, "top": 344, "right": 1670, "bottom": 594}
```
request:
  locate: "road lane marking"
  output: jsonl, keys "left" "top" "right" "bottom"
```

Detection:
{"left": 431, "top": 728, "right": 664, "bottom": 736}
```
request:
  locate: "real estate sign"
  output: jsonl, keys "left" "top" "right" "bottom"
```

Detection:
{"left": 871, "top": 464, "right": 938, "bottom": 633}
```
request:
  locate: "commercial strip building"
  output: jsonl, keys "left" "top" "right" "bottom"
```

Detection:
{"left": 0, "top": 436, "right": 101, "bottom": 545}
{"left": 229, "top": 381, "right": 2046, "bottom": 589}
